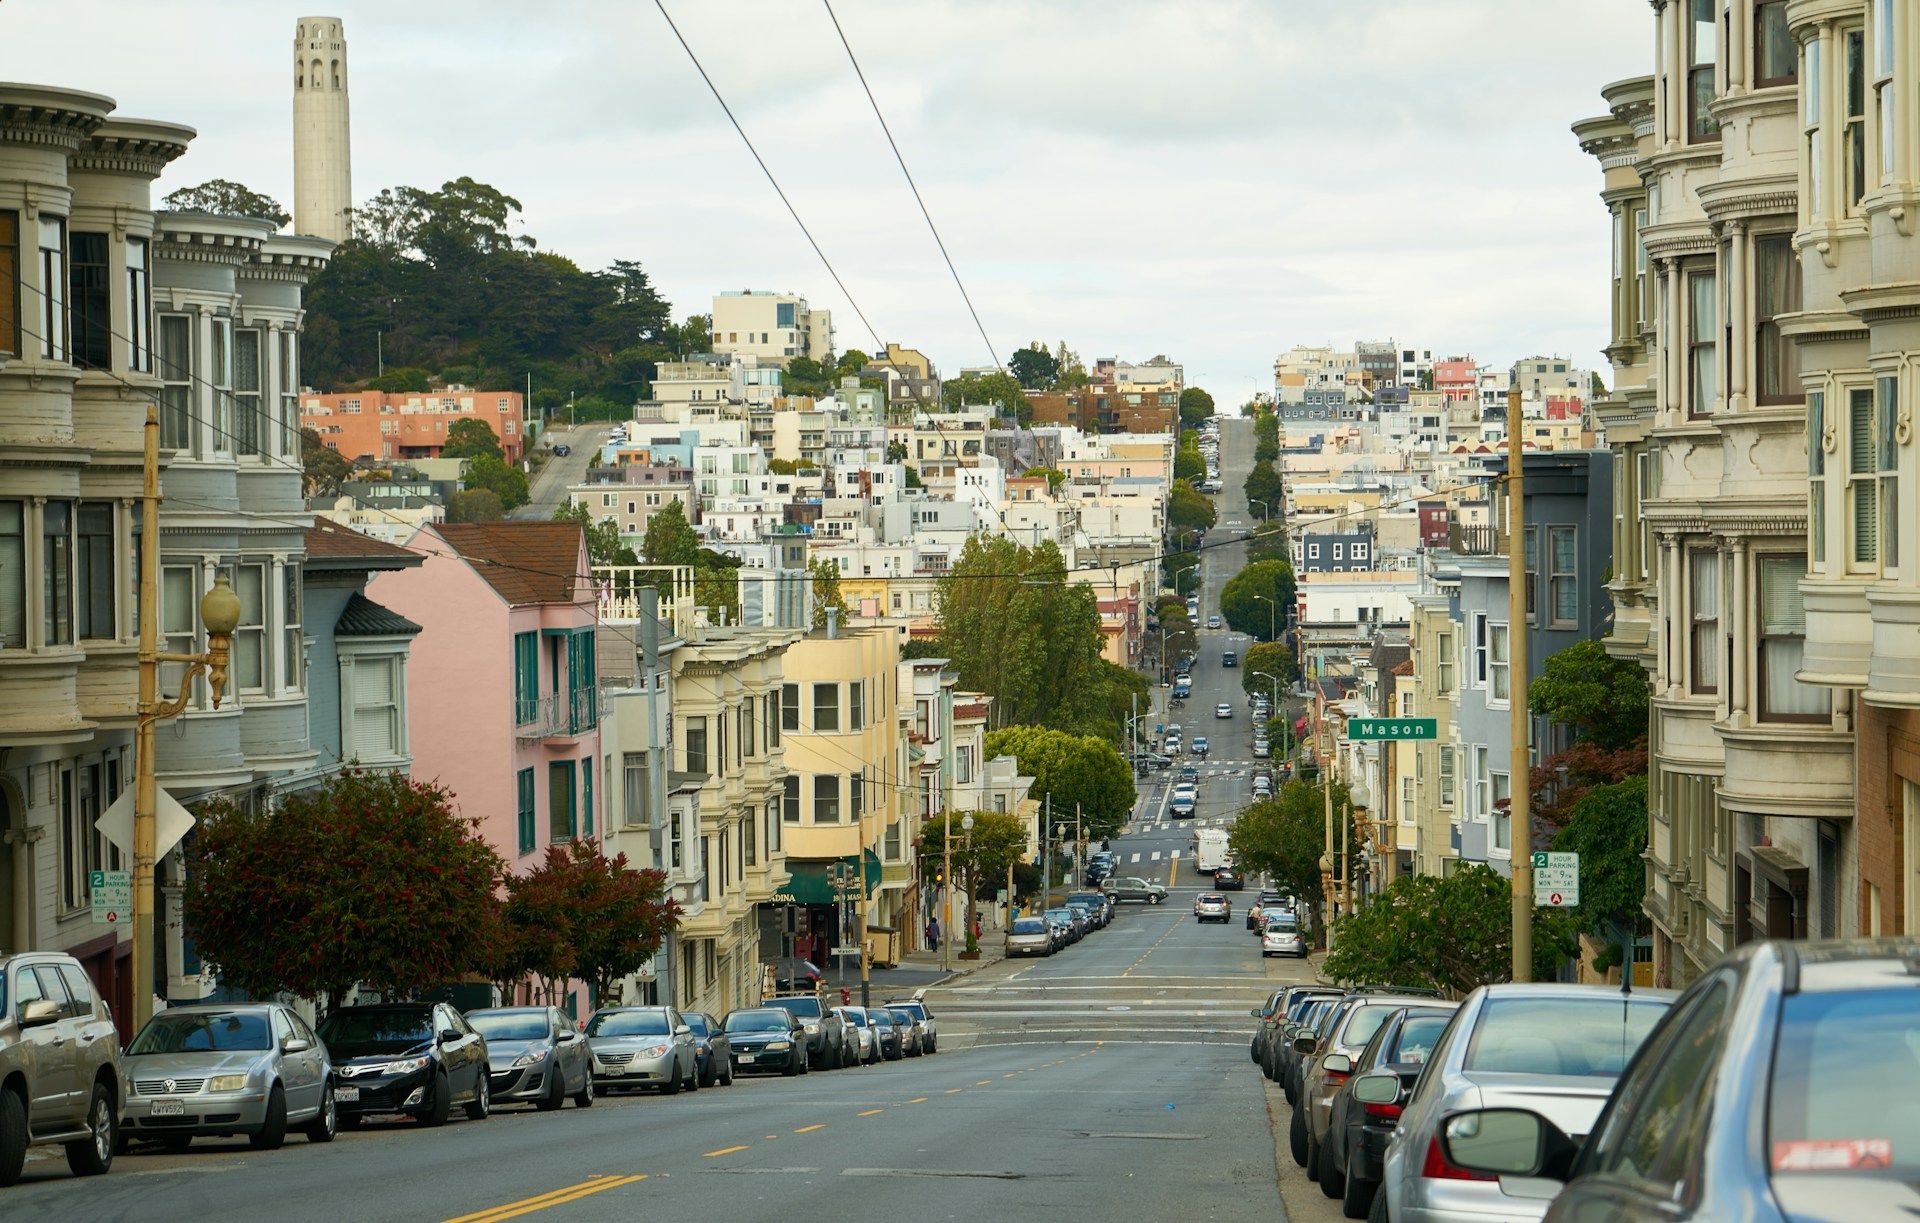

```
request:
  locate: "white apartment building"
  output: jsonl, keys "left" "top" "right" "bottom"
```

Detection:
{"left": 711, "top": 290, "right": 832, "bottom": 369}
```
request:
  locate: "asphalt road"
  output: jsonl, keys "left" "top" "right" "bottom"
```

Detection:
{"left": 515, "top": 422, "right": 613, "bottom": 519}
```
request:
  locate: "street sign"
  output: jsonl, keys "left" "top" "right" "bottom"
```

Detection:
{"left": 1346, "top": 718, "right": 1439, "bottom": 741}
{"left": 1531, "top": 851, "right": 1580, "bottom": 907}
{"left": 90, "top": 870, "right": 131, "bottom": 925}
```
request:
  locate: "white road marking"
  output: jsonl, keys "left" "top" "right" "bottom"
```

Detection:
{"left": 1171, "top": 849, "right": 1182, "bottom": 859}
{"left": 1150, "top": 851, "right": 1162, "bottom": 862}
{"left": 1129, "top": 852, "right": 1141, "bottom": 863}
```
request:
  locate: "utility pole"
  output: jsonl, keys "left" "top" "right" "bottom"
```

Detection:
{"left": 1074, "top": 803, "right": 1084, "bottom": 888}
{"left": 1506, "top": 383, "right": 1534, "bottom": 982}
{"left": 1040, "top": 795, "right": 1051, "bottom": 910}
{"left": 940, "top": 812, "right": 952, "bottom": 974}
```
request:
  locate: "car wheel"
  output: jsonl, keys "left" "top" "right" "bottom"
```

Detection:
{"left": 248, "top": 1083, "right": 289, "bottom": 1151}
{"left": 800, "top": 1049, "right": 812, "bottom": 1074}
{"left": 1368, "top": 1179, "right": 1390, "bottom": 1223}
{"left": 537, "top": 1067, "right": 566, "bottom": 1111}
{"left": 64, "top": 1081, "right": 116, "bottom": 1177}
{"left": 1288, "top": 1101, "right": 1309, "bottom": 1167}
{"left": 305, "top": 1085, "right": 338, "bottom": 1143}
{"left": 1306, "top": 1129, "right": 1323, "bottom": 1181}
{"left": 782, "top": 1052, "right": 801, "bottom": 1078}
{"left": 0, "top": 1090, "right": 25, "bottom": 1188}
{"left": 663, "top": 1062, "right": 684, "bottom": 1093}
{"left": 723, "top": 1060, "right": 736, "bottom": 1086}
{"left": 1342, "top": 1161, "right": 1375, "bottom": 1219}
{"left": 687, "top": 1056, "right": 701, "bottom": 1092}
{"left": 574, "top": 1067, "right": 595, "bottom": 1108}
{"left": 464, "top": 1072, "right": 491, "bottom": 1121}
{"left": 1319, "top": 1133, "right": 1346, "bottom": 1197}
{"left": 699, "top": 1055, "right": 718, "bottom": 1088}
{"left": 421, "top": 1073, "right": 451, "bottom": 1127}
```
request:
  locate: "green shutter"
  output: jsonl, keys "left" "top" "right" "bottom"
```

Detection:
{"left": 517, "top": 768, "right": 535, "bottom": 854}
{"left": 1852, "top": 387, "right": 1878, "bottom": 562}
{"left": 513, "top": 632, "right": 538, "bottom": 724}
{"left": 582, "top": 756, "right": 594, "bottom": 837}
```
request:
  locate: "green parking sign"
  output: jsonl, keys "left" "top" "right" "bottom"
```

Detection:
{"left": 1346, "top": 718, "right": 1438, "bottom": 741}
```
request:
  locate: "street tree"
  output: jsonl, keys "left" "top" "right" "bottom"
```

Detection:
{"left": 1241, "top": 641, "right": 1299, "bottom": 696}
{"left": 1253, "top": 410, "right": 1280, "bottom": 462}
{"left": 920, "top": 810, "right": 1031, "bottom": 953}
{"left": 442, "top": 418, "right": 505, "bottom": 461}
{"left": 1243, "top": 460, "right": 1283, "bottom": 519}
{"left": 1247, "top": 521, "right": 1290, "bottom": 564}
{"left": 164, "top": 178, "right": 290, "bottom": 227}
{"left": 1179, "top": 387, "right": 1215, "bottom": 428}
{"left": 809, "top": 557, "right": 849, "bottom": 630}
{"left": 1168, "top": 479, "right": 1217, "bottom": 536}
{"left": 1009, "top": 347, "right": 1060, "bottom": 389}
{"left": 983, "top": 726, "right": 1137, "bottom": 839}
{"left": 299, "top": 426, "right": 352, "bottom": 497}
{"left": 463, "top": 452, "right": 529, "bottom": 509}
{"left": 447, "top": 488, "right": 505, "bottom": 523}
{"left": 641, "top": 498, "right": 701, "bottom": 567}
{"left": 1552, "top": 776, "right": 1649, "bottom": 974}
{"left": 496, "top": 840, "right": 679, "bottom": 1004}
{"left": 1530, "top": 639, "right": 1650, "bottom": 751}
{"left": 553, "top": 503, "right": 637, "bottom": 566}
{"left": 1220, "top": 559, "right": 1296, "bottom": 641}
{"left": 1173, "top": 439, "right": 1206, "bottom": 484}
{"left": 1228, "top": 778, "right": 1354, "bottom": 927}
{"left": 1321, "top": 866, "right": 1580, "bottom": 995}
{"left": 185, "top": 770, "right": 505, "bottom": 1012}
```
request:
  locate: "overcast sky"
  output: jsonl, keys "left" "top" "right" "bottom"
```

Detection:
{"left": 2, "top": 1, "right": 1646, "bottom": 401}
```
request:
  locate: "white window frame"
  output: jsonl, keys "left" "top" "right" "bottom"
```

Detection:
{"left": 338, "top": 643, "right": 409, "bottom": 764}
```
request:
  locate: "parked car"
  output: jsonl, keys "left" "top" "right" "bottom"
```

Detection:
{"left": 549, "top": 443, "right": 571, "bottom": 456}
{"left": 1194, "top": 893, "right": 1232, "bottom": 923}
{"left": 1437, "top": 938, "right": 1920, "bottom": 1223}
{"left": 1066, "top": 891, "right": 1113, "bottom": 927}
{"left": 833, "top": 1007, "right": 881, "bottom": 1064}
{"left": 887, "top": 999, "right": 938, "bottom": 1054}
{"left": 467, "top": 1006, "right": 593, "bottom": 1111}
{"left": 120, "top": 1002, "right": 333, "bottom": 1153}
{"left": 758, "top": 995, "right": 852, "bottom": 1070}
{"left": 1274, "top": 994, "right": 1344, "bottom": 1094}
{"left": 682, "top": 1011, "right": 734, "bottom": 1086}
{"left": 0, "top": 952, "right": 123, "bottom": 1185}
{"left": 1252, "top": 776, "right": 1273, "bottom": 799}
{"left": 1105, "top": 876, "right": 1169, "bottom": 904}
{"left": 1248, "top": 889, "right": 1292, "bottom": 929}
{"left": 1321, "top": 1002, "right": 1458, "bottom": 1217}
{"left": 1046, "top": 907, "right": 1086, "bottom": 942}
{"left": 723, "top": 1008, "right": 808, "bottom": 1076}
{"left": 1215, "top": 867, "right": 1245, "bottom": 891}
{"left": 1254, "top": 986, "right": 1343, "bottom": 1075}
{"left": 584, "top": 1006, "right": 700, "bottom": 1094}
{"left": 765, "top": 957, "right": 825, "bottom": 992}
{"left": 885, "top": 1007, "right": 925, "bottom": 1057}
{"left": 1042, "top": 912, "right": 1074, "bottom": 947}
{"left": 1376, "top": 982, "right": 1676, "bottom": 1223}
{"left": 319, "top": 1002, "right": 491, "bottom": 1128}
{"left": 1008, "top": 917, "right": 1054, "bottom": 956}
{"left": 1253, "top": 741, "right": 1271, "bottom": 758}
{"left": 1263, "top": 914, "right": 1307, "bottom": 958}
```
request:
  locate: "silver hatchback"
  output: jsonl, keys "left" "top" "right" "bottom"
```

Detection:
{"left": 586, "top": 1007, "right": 698, "bottom": 1094}
{"left": 122, "top": 1004, "right": 336, "bottom": 1151}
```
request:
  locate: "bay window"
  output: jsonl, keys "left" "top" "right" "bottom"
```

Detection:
{"left": 1439, "top": 744, "right": 1455, "bottom": 806}
{"left": 1550, "top": 526, "right": 1578, "bottom": 625}
{"left": 1881, "top": 375, "right": 1901, "bottom": 572}
{"left": 1874, "top": 0, "right": 1896, "bottom": 181}
{"left": 813, "top": 774, "right": 840, "bottom": 823}
{"left": 38, "top": 215, "right": 66, "bottom": 362}
{"left": 622, "top": 752, "right": 651, "bottom": 830}
{"left": 76, "top": 503, "right": 114, "bottom": 640}
{"left": 208, "top": 316, "right": 232, "bottom": 452}
{"left": 1805, "top": 43, "right": 1825, "bottom": 216}
{"left": 349, "top": 654, "right": 402, "bottom": 760}
{"left": 1489, "top": 622, "right": 1511, "bottom": 703}
{"left": 783, "top": 775, "right": 800, "bottom": 823}
{"left": 0, "top": 209, "right": 17, "bottom": 357}
{"left": 1690, "top": 549, "right": 1721, "bottom": 694}
{"left": 161, "top": 565, "right": 198, "bottom": 702}
{"left": 813, "top": 682, "right": 840, "bottom": 732}
{"left": 1846, "top": 28, "right": 1867, "bottom": 211}
{"left": 281, "top": 566, "right": 302, "bottom": 689}
{"left": 1754, "top": 0, "right": 1796, "bottom": 88}
{"left": 232, "top": 563, "right": 265, "bottom": 692}
{"left": 234, "top": 327, "right": 263, "bottom": 455}
{"left": 1758, "top": 553, "right": 1827, "bottom": 722}
{"left": 1754, "top": 234, "right": 1801, "bottom": 405}
{"left": 278, "top": 330, "right": 299, "bottom": 457}
{"left": 126, "top": 237, "right": 150, "bottom": 372}
{"left": 157, "top": 314, "right": 192, "bottom": 450}
{"left": 1688, "top": 0, "right": 1719, "bottom": 143}
{"left": 1688, "top": 270, "right": 1718, "bottom": 417}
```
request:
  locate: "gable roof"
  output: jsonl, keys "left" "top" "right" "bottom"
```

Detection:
{"left": 335, "top": 592, "right": 422, "bottom": 638}
{"left": 432, "top": 522, "right": 584, "bottom": 606}
{"left": 303, "top": 520, "right": 423, "bottom": 571}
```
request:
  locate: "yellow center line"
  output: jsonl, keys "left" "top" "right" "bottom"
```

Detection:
{"left": 704, "top": 1145, "right": 751, "bottom": 1158}
{"left": 443, "top": 1175, "right": 648, "bottom": 1223}
{"left": 976, "top": 1079, "right": 992, "bottom": 1086}
{"left": 795, "top": 1124, "right": 827, "bottom": 1133}
{"left": 907, "top": 1096, "right": 929, "bottom": 1104}
{"left": 944, "top": 1087, "right": 964, "bottom": 1094}
{"left": 858, "top": 1108, "right": 884, "bottom": 1116}
{"left": 1003, "top": 1072, "right": 1018, "bottom": 1078}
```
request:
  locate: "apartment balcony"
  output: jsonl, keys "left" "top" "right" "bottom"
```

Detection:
{"left": 513, "top": 688, "right": 599, "bottom": 741}
{"left": 1445, "top": 523, "right": 1501, "bottom": 556}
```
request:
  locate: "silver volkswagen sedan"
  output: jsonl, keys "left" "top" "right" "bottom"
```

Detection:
{"left": 466, "top": 1007, "right": 593, "bottom": 1111}
{"left": 585, "top": 1006, "right": 699, "bottom": 1094}
{"left": 122, "top": 1003, "right": 336, "bottom": 1151}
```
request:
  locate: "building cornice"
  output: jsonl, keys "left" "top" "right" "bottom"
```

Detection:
{"left": 1642, "top": 225, "right": 1717, "bottom": 259}
{"left": 1776, "top": 306, "right": 1869, "bottom": 343}
{"left": 1839, "top": 281, "right": 1920, "bottom": 323}
{"left": 1695, "top": 176, "right": 1798, "bottom": 225}
{"left": 0, "top": 85, "right": 113, "bottom": 154}
{"left": 70, "top": 118, "right": 194, "bottom": 179}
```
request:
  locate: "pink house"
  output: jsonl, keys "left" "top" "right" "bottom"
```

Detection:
{"left": 368, "top": 521, "right": 603, "bottom": 905}
{"left": 1434, "top": 357, "right": 1478, "bottom": 407}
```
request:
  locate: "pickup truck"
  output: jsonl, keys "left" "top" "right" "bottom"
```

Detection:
{"left": 1104, "top": 876, "right": 1168, "bottom": 905}
{"left": 759, "top": 994, "right": 852, "bottom": 1070}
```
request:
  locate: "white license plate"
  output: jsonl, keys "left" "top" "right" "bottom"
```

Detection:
{"left": 149, "top": 1099, "right": 184, "bottom": 1117}
{"left": 737, "top": 1053, "right": 755, "bottom": 1063}
{"left": 603, "top": 1067, "right": 630, "bottom": 1076}
{"left": 335, "top": 1086, "right": 359, "bottom": 1102}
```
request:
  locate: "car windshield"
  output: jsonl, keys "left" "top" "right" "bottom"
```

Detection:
{"left": 1067, "top": 895, "right": 1103, "bottom": 907}
{"left": 1013, "top": 918, "right": 1048, "bottom": 934}
{"left": 1268, "top": 916, "right": 1298, "bottom": 930}
{"left": 1339, "top": 1004, "right": 1401, "bottom": 1049}
{"left": 586, "top": 1010, "right": 671, "bottom": 1037}
{"left": 725, "top": 1011, "right": 791, "bottom": 1034}
{"left": 1393, "top": 1014, "right": 1453, "bottom": 1065}
{"left": 1464, "top": 996, "right": 1670, "bottom": 1077}
{"left": 683, "top": 1014, "right": 711, "bottom": 1036}
{"left": 892, "top": 1003, "right": 927, "bottom": 1019}
{"left": 1768, "top": 986, "right": 1920, "bottom": 1180}
{"left": 317, "top": 1008, "right": 431, "bottom": 1056}
{"left": 1045, "top": 909, "right": 1073, "bottom": 921}
{"left": 840, "top": 1009, "right": 869, "bottom": 1027}
{"left": 466, "top": 1012, "right": 550, "bottom": 1041}
{"left": 887, "top": 1009, "right": 915, "bottom": 1024}
{"left": 129, "top": 1010, "right": 273, "bottom": 1055}
{"left": 764, "top": 997, "right": 823, "bottom": 1019}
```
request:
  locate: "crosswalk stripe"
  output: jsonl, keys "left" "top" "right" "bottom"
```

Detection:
{"left": 1129, "top": 852, "right": 1140, "bottom": 863}
{"left": 1171, "top": 849, "right": 1182, "bottom": 859}
{"left": 1150, "top": 851, "right": 1161, "bottom": 862}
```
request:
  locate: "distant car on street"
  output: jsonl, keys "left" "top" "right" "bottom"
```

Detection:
{"left": 1194, "top": 893, "right": 1232, "bottom": 923}
{"left": 550, "top": 443, "right": 570, "bottom": 456}
{"left": 1105, "top": 876, "right": 1168, "bottom": 904}
{"left": 1216, "top": 702, "right": 1233, "bottom": 718}
{"left": 1191, "top": 736, "right": 1210, "bottom": 756}
{"left": 1207, "top": 615, "right": 1222, "bottom": 628}
{"left": 1222, "top": 650, "right": 1239, "bottom": 667}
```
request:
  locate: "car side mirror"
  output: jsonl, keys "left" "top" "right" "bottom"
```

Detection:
{"left": 439, "top": 1028, "right": 464, "bottom": 1044}
{"left": 674, "top": 1024, "right": 692, "bottom": 1036}
{"left": 1249, "top": 1008, "right": 1264, "bottom": 1018}
{"left": 1440, "top": 1108, "right": 1578, "bottom": 1181}
{"left": 1350, "top": 1071, "right": 1401, "bottom": 1105}
{"left": 1293, "top": 1034, "right": 1318, "bottom": 1055}
{"left": 1322, "top": 1052, "right": 1352, "bottom": 1074}
{"left": 560, "top": 1030, "right": 581, "bottom": 1042}
{"left": 281, "top": 1037, "right": 312, "bottom": 1054}
{"left": 18, "top": 999, "right": 60, "bottom": 1029}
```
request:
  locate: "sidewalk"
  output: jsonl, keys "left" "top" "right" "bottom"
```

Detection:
{"left": 824, "top": 943, "right": 1008, "bottom": 997}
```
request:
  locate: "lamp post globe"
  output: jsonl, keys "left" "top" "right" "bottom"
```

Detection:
{"left": 199, "top": 572, "right": 242, "bottom": 635}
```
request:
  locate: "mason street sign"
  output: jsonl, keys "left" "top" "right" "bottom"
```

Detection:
{"left": 1346, "top": 718, "right": 1439, "bottom": 741}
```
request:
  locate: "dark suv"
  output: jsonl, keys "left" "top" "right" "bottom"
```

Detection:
{"left": 319, "top": 1003, "right": 491, "bottom": 1127}
{"left": 759, "top": 995, "right": 851, "bottom": 1069}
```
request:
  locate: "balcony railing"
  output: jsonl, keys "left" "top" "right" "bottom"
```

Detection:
{"left": 515, "top": 688, "right": 599, "bottom": 740}
{"left": 1446, "top": 523, "right": 1502, "bottom": 556}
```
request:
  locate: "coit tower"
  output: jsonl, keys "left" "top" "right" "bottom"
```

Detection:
{"left": 292, "top": 16, "right": 352, "bottom": 241}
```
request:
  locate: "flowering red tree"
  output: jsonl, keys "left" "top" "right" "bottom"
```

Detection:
{"left": 498, "top": 840, "right": 680, "bottom": 1004}
{"left": 185, "top": 770, "right": 506, "bottom": 1012}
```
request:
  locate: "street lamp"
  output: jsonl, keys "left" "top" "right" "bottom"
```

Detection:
{"left": 134, "top": 407, "right": 244, "bottom": 1032}
{"left": 961, "top": 814, "right": 976, "bottom": 953}
{"left": 1253, "top": 593, "right": 1278, "bottom": 642}
{"left": 1252, "top": 670, "right": 1291, "bottom": 762}
{"left": 1249, "top": 498, "right": 1275, "bottom": 522}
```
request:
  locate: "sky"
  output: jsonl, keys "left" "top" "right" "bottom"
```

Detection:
{"left": 0, "top": 0, "right": 1647, "bottom": 402}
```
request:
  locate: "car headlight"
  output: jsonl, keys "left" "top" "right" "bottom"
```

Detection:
{"left": 383, "top": 1056, "right": 432, "bottom": 1075}
{"left": 803, "top": 1023, "right": 819, "bottom": 1034}
{"left": 512, "top": 1047, "right": 551, "bottom": 1067}
{"left": 766, "top": 1041, "right": 792, "bottom": 1051}
{"left": 637, "top": 1044, "right": 670, "bottom": 1058}
{"left": 206, "top": 1074, "right": 250, "bottom": 1093}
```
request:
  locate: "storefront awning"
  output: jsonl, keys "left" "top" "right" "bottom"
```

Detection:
{"left": 779, "top": 851, "right": 883, "bottom": 905}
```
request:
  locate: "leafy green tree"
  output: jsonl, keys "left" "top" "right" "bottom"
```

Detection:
{"left": 1228, "top": 779, "right": 1354, "bottom": 928}
{"left": 185, "top": 770, "right": 506, "bottom": 1011}
{"left": 1530, "top": 639, "right": 1650, "bottom": 751}
{"left": 641, "top": 498, "right": 701, "bottom": 567}
{"left": 1243, "top": 460, "right": 1283, "bottom": 519}
{"left": 672, "top": 313, "right": 712, "bottom": 356}
{"left": 554, "top": 503, "right": 638, "bottom": 566}
{"left": 1162, "top": 549, "right": 1200, "bottom": 591}
{"left": 920, "top": 809, "right": 1033, "bottom": 951}
{"left": 300, "top": 426, "right": 352, "bottom": 497}
{"left": 1024, "top": 466, "right": 1066, "bottom": 494}
{"left": 942, "top": 371, "right": 1033, "bottom": 423}
{"left": 1220, "top": 559, "right": 1296, "bottom": 642}
{"left": 1179, "top": 387, "right": 1215, "bottom": 428}
{"left": 442, "top": 417, "right": 505, "bottom": 460}
{"left": 784, "top": 357, "right": 832, "bottom": 396}
{"left": 1552, "top": 777, "right": 1649, "bottom": 973}
{"left": 983, "top": 726, "right": 1137, "bottom": 839}
{"left": 1168, "top": 479, "right": 1217, "bottom": 536}
{"left": 1173, "top": 439, "right": 1206, "bottom": 484}
{"left": 1247, "top": 522, "right": 1290, "bottom": 564}
{"left": 164, "top": 178, "right": 290, "bottom": 227}
{"left": 447, "top": 488, "right": 505, "bottom": 523}
{"left": 1009, "top": 347, "right": 1060, "bottom": 389}
{"left": 368, "top": 366, "right": 433, "bottom": 393}
{"left": 463, "top": 453, "right": 529, "bottom": 509}
{"left": 1242, "top": 641, "right": 1298, "bottom": 696}
{"left": 836, "top": 349, "right": 872, "bottom": 377}
{"left": 809, "top": 557, "right": 849, "bottom": 630}
{"left": 886, "top": 441, "right": 909, "bottom": 463}
{"left": 1322, "top": 865, "right": 1580, "bottom": 995}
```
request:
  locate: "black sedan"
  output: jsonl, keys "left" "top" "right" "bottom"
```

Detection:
{"left": 683, "top": 1011, "right": 734, "bottom": 1087}
{"left": 1214, "top": 867, "right": 1245, "bottom": 890}
{"left": 723, "top": 1008, "right": 809, "bottom": 1076}
{"left": 1321, "top": 1002, "right": 1457, "bottom": 1216}
{"left": 319, "top": 1002, "right": 491, "bottom": 1128}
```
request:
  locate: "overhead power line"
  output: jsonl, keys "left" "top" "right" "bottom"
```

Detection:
{"left": 819, "top": 0, "right": 1003, "bottom": 373}
{"left": 651, "top": 0, "right": 886, "bottom": 355}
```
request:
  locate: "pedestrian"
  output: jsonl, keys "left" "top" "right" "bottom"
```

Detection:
{"left": 926, "top": 916, "right": 941, "bottom": 951}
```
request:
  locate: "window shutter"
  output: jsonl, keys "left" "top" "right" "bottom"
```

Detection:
{"left": 1852, "top": 388, "right": 1879, "bottom": 560}
{"left": 1759, "top": 556, "right": 1807, "bottom": 635}
{"left": 352, "top": 657, "right": 396, "bottom": 759}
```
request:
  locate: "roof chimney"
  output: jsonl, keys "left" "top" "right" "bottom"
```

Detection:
{"left": 825, "top": 604, "right": 840, "bottom": 639}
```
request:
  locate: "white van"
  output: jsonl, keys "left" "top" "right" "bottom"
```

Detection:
{"left": 1195, "top": 828, "right": 1231, "bottom": 875}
